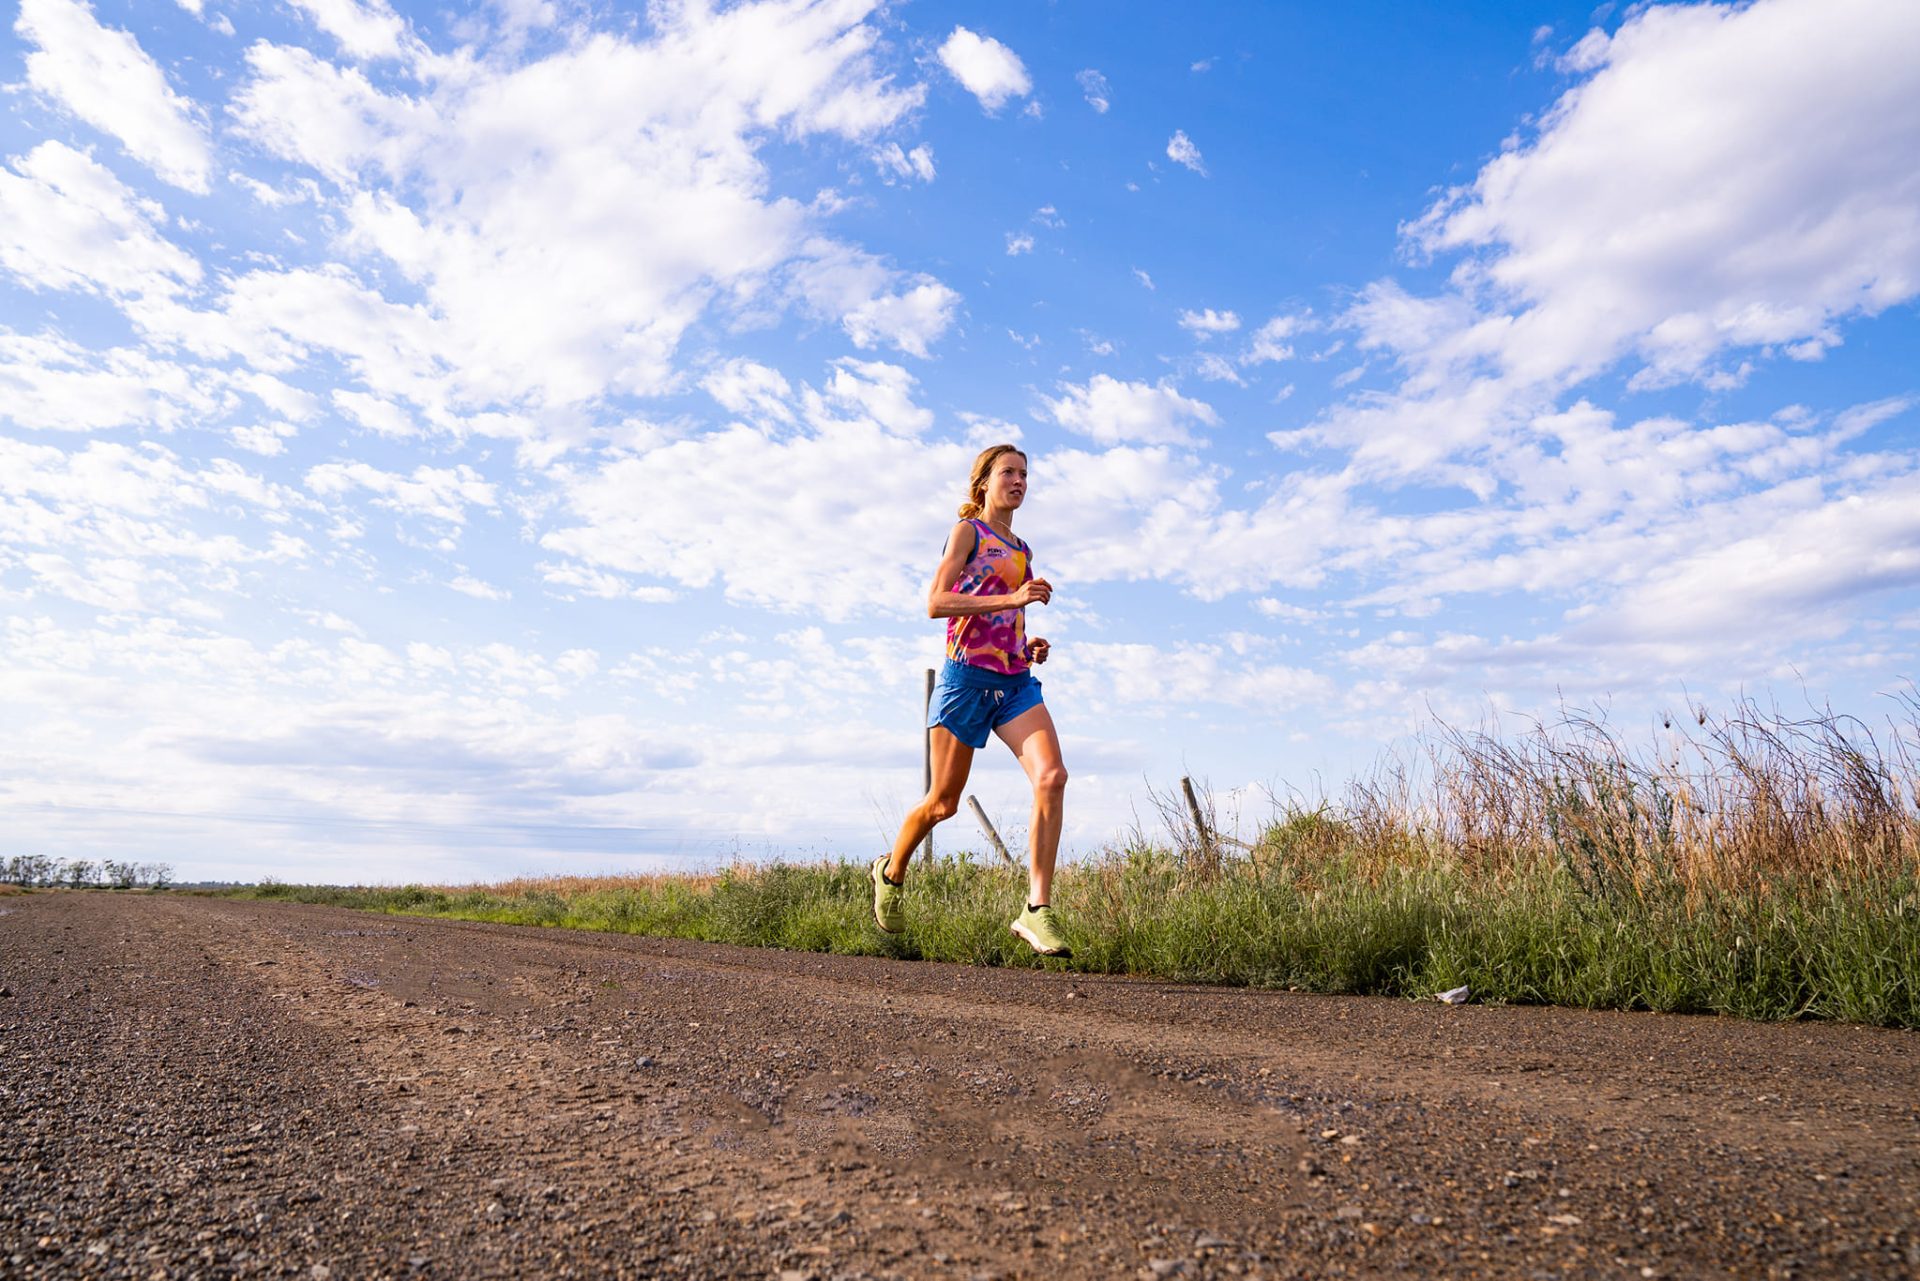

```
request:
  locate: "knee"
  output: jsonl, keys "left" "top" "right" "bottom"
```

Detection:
{"left": 1035, "top": 764, "right": 1068, "bottom": 797}
{"left": 926, "top": 793, "right": 961, "bottom": 823}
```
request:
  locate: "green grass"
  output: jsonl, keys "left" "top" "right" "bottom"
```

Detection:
{"left": 229, "top": 847, "right": 1920, "bottom": 1028}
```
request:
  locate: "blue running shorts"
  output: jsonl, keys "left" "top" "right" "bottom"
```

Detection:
{"left": 927, "top": 658, "right": 1045, "bottom": 749}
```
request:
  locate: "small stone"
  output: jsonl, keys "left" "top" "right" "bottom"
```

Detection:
{"left": 1410, "top": 1213, "right": 1433, "bottom": 1226}
{"left": 310, "top": 1267, "right": 331, "bottom": 1281}
{"left": 777, "top": 1270, "right": 813, "bottom": 1281}
{"left": 407, "top": 1257, "right": 430, "bottom": 1270}
{"left": 635, "top": 1056, "right": 655, "bottom": 1068}
{"left": 1333, "top": 1205, "right": 1363, "bottom": 1221}
{"left": 484, "top": 1201, "right": 506, "bottom": 1223}
{"left": 1339, "top": 1134, "right": 1362, "bottom": 1146}
{"left": 1147, "top": 1261, "right": 1187, "bottom": 1278}
{"left": 1195, "top": 1232, "right": 1231, "bottom": 1249}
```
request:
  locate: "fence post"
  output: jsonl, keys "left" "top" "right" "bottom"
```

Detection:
{"left": 967, "top": 795, "right": 1016, "bottom": 868}
{"left": 922, "top": 668, "right": 935, "bottom": 860}
{"left": 1181, "top": 775, "right": 1217, "bottom": 876}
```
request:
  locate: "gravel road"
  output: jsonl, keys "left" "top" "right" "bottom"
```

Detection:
{"left": 3, "top": 892, "right": 1917, "bottom": 1280}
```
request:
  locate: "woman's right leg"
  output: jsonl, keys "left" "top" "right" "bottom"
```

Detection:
{"left": 885, "top": 727, "right": 973, "bottom": 881}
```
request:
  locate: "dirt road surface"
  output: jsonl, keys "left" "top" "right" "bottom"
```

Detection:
{"left": 3, "top": 893, "right": 1917, "bottom": 1279}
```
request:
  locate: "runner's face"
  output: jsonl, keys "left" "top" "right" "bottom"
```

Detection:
{"left": 986, "top": 454, "right": 1028, "bottom": 511}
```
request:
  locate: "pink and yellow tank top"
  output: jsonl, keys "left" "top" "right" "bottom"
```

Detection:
{"left": 946, "top": 518, "right": 1032, "bottom": 675}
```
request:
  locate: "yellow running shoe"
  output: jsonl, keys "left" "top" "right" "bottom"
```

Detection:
{"left": 871, "top": 856, "right": 904, "bottom": 934}
{"left": 1010, "top": 903, "right": 1071, "bottom": 957}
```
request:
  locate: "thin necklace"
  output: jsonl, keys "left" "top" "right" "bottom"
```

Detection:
{"left": 984, "top": 515, "right": 1017, "bottom": 542}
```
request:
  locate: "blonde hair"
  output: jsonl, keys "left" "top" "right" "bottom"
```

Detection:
{"left": 957, "top": 444, "right": 1026, "bottom": 520}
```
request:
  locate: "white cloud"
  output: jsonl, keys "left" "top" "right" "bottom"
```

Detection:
{"left": 1132, "top": 268, "right": 1154, "bottom": 290}
{"left": 215, "top": 0, "right": 943, "bottom": 426}
{"left": 1005, "top": 231, "right": 1034, "bottom": 255}
{"left": 1041, "top": 375, "right": 1218, "bottom": 446}
{"left": 16, "top": 0, "right": 214, "bottom": 192}
{"left": 305, "top": 461, "right": 497, "bottom": 526}
{"left": 937, "top": 26, "right": 1031, "bottom": 113}
{"left": 872, "top": 142, "right": 935, "bottom": 183}
{"left": 0, "top": 330, "right": 216, "bottom": 433}
{"left": 449, "top": 573, "right": 510, "bottom": 601}
{"left": 1058, "top": 641, "right": 1329, "bottom": 716}
{"left": 331, "top": 389, "right": 417, "bottom": 438}
{"left": 1244, "top": 312, "right": 1307, "bottom": 365}
{"left": 542, "top": 421, "right": 969, "bottom": 620}
{"left": 229, "top": 422, "right": 299, "bottom": 457}
{"left": 0, "top": 437, "right": 311, "bottom": 614}
{"left": 1404, "top": 0, "right": 1920, "bottom": 392}
{"left": 1166, "top": 130, "right": 1207, "bottom": 175}
{"left": 1193, "top": 353, "right": 1244, "bottom": 386}
{"left": 1076, "top": 68, "right": 1111, "bottom": 113}
{"left": 702, "top": 358, "right": 796, "bottom": 426}
{"left": 794, "top": 243, "right": 960, "bottom": 357}
{"left": 812, "top": 358, "right": 934, "bottom": 436}
{"left": 1177, "top": 307, "right": 1240, "bottom": 336}
{"left": 0, "top": 143, "right": 202, "bottom": 301}
{"left": 285, "top": 0, "right": 412, "bottom": 62}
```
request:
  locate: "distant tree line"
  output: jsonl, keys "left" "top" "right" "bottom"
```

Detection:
{"left": 1, "top": 856, "right": 175, "bottom": 889}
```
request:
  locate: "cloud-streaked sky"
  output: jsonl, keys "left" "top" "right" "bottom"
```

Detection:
{"left": 3, "top": 0, "right": 1917, "bottom": 883}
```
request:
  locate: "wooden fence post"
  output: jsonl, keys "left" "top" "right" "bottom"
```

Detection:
{"left": 1181, "top": 775, "right": 1217, "bottom": 875}
{"left": 967, "top": 795, "right": 1016, "bottom": 868}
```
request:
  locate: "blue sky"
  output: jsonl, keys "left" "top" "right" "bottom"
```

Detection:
{"left": 3, "top": 0, "right": 1917, "bottom": 883}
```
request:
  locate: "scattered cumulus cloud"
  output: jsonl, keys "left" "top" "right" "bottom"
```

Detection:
{"left": 0, "top": 143, "right": 203, "bottom": 301}
{"left": 285, "top": 0, "right": 413, "bottom": 62}
{"left": 1244, "top": 313, "right": 1308, "bottom": 365}
{"left": 1178, "top": 308, "right": 1241, "bottom": 337}
{"left": 873, "top": 142, "right": 936, "bottom": 184}
{"left": 1041, "top": 375, "right": 1219, "bottom": 446}
{"left": 938, "top": 26, "right": 1032, "bottom": 113}
{"left": 1166, "top": 130, "right": 1207, "bottom": 175}
{"left": 305, "top": 461, "right": 497, "bottom": 527}
{"left": 16, "top": 0, "right": 215, "bottom": 192}
{"left": 1076, "top": 69, "right": 1111, "bottom": 113}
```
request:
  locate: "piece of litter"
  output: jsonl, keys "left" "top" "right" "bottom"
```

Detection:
{"left": 1436, "top": 985, "right": 1470, "bottom": 1005}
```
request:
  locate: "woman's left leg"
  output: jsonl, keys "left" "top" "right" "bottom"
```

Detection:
{"left": 994, "top": 704, "right": 1067, "bottom": 906}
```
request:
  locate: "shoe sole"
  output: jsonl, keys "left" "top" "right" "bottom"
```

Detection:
{"left": 1010, "top": 920, "right": 1071, "bottom": 958}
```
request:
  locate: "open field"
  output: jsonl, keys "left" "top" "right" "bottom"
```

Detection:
{"left": 4, "top": 891, "right": 1918, "bottom": 1279}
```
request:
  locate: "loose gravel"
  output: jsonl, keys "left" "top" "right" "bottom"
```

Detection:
{"left": 3, "top": 892, "right": 1917, "bottom": 1279}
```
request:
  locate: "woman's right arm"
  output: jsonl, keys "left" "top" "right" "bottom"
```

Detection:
{"left": 926, "top": 521, "right": 1051, "bottom": 619}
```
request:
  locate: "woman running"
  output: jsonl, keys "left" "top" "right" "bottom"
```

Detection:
{"left": 871, "top": 444, "right": 1071, "bottom": 957}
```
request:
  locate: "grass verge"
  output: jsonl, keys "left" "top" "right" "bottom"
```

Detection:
{"left": 224, "top": 698, "right": 1920, "bottom": 1028}
{"left": 228, "top": 853, "right": 1918, "bottom": 1028}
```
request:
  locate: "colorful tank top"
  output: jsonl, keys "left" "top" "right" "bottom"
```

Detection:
{"left": 945, "top": 518, "right": 1031, "bottom": 674}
